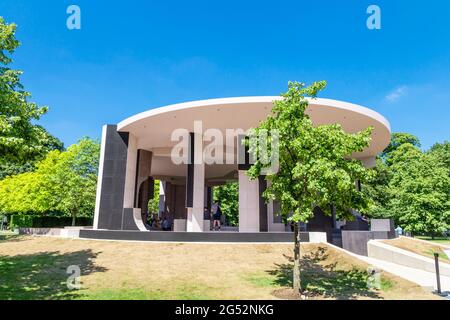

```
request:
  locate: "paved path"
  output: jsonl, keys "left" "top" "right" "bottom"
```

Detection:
{"left": 359, "top": 255, "right": 450, "bottom": 295}
{"left": 444, "top": 250, "right": 450, "bottom": 260}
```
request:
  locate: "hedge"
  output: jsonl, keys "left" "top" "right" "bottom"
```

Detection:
{"left": 9, "top": 215, "right": 93, "bottom": 228}
{"left": 9, "top": 215, "right": 33, "bottom": 228}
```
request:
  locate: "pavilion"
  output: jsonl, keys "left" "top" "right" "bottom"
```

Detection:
{"left": 92, "top": 96, "right": 391, "bottom": 236}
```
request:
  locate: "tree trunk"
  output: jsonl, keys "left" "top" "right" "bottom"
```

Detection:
{"left": 71, "top": 213, "right": 76, "bottom": 227}
{"left": 293, "top": 222, "right": 301, "bottom": 293}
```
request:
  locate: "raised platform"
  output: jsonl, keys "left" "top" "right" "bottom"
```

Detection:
{"left": 79, "top": 229, "right": 307, "bottom": 243}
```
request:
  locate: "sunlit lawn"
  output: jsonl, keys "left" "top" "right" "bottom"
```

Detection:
{"left": 384, "top": 237, "right": 450, "bottom": 263}
{"left": 0, "top": 235, "right": 440, "bottom": 300}
{"left": 417, "top": 236, "right": 450, "bottom": 246}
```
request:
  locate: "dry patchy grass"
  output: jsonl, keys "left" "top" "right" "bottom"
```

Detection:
{"left": 382, "top": 237, "right": 450, "bottom": 264}
{"left": 0, "top": 235, "right": 440, "bottom": 300}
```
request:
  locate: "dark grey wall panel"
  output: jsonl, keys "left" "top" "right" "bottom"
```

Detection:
{"left": 186, "top": 133, "right": 194, "bottom": 208}
{"left": 121, "top": 208, "right": 140, "bottom": 231}
{"left": 96, "top": 125, "right": 129, "bottom": 230}
{"left": 342, "top": 231, "right": 374, "bottom": 256}
{"left": 343, "top": 216, "right": 370, "bottom": 231}
{"left": 237, "top": 135, "right": 251, "bottom": 171}
{"left": 307, "top": 207, "right": 333, "bottom": 242}
{"left": 342, "top": 230, "right": 396, "bottom": 256}
{"left": 134, "top": 150, "right": 153, "bottom": 208}
{"left": 370, "top": 219, "right": 394, "bottom": 232}
{"left": 258, "top": 176, "right": 268, "bottom": 232}
{"left": 80, "top": 229, "right": 308, "bottom": 243}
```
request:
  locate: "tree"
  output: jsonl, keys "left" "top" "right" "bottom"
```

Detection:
{"left": 48, "top": 138, "right": 100, "bottom": 225}
{"left": 366, "top": 134, "right": 450, "bottom": 237}
{"left": 0, "top": 17, "right": 63, "bottom": 179}
{"left": 247, "top": 81, "right": 374, "bottom": 293}
{"left": 365, "top": 133, "right": 421, "bottom": 220}
{"left": 363, "top": 158, "right": 392, "bottom": 219}
{"left": 381, "top": 133, "right": 421, "bottom": 162}
{"left": 428, "top": 141, "right": 450, "bottom": 171}
{"left": 0, "top": 138, "right": 100, "bottom": 225}
{"left": 148, "top": 180, "right": 160, "bottom": 215}
{"left": 213, "top": 182, "right": 239, "bottom": 226}
{"left": 387, "top": 143, "right": 450, "bottom": 238}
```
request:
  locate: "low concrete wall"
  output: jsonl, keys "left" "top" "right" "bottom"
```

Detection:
{"left": 60, "top": 228, "right": 80, "bottom": 238}
{"left": 342, "top": 231, "right": 395, "bottom": 256}
{"left": 19, "top": 227, "right": 80, "bottom": 238}
{"left": 370, "top": 219, "right": 394, "bottom": 232}
{"left": 79, "top": 230, "right": 328, "bottom": 243}
{"left": 309, "top": 232, "right": 328, "bottom": 244}
{"left": 368, "top": 240, "right": 450, "bottom": 277}
{"left": 80, "top": 229, "right": 303, "bottom": 242}
{"left": 19, "top": 228, "right": 62, "bottom": 236}
{"left": 173, "top": 219, "right": 186, "bottom": 231}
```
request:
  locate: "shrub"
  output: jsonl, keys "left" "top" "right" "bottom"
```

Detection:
{"left": 9, "top": 215, "right": 33, "bottom": 228}
{"left": 9, "top": 215, "right": 93, "bottom": 228}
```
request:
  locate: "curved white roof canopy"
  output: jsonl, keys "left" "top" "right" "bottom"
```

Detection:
{"left": 117, "top": 97, "right": 391, "bottom": 181}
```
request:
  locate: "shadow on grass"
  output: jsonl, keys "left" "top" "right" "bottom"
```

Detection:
{"left": 268, "top": 246, "right": 381, "bottom": 300}
{"left": 0, "top": 250, "right": 106, "bottom": 300}
{"left": 0, "top": 234, "right": 27, "bottom": 243}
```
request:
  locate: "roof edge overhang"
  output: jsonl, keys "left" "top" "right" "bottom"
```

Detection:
{"left": 117, "top": 96, "right": 391, "bottom": 133}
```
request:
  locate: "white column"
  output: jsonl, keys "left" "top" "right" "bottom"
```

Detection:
{"left": 158, "top": 181, "right": 166, "bottom": 217}
{"left": 267, "top": 199, "right": 286, "bottom": 232}
{"left": 360, "top": 156, "right": 376, "bottom": 168}
{"left": 122, "top": 133, "right": 138, "bottom": 208}
{"left": 187, "top": 165, "right": 205, "bottom": 231}
{"left": 238, "top": 170, "right": 259, "bottom": 232}
{"left": 93, "top": 125, "right": 107, "bottom": 230}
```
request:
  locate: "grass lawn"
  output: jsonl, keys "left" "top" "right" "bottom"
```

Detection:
{"left": 417, "top": 236, "right": 450, "bottom": 246}
{"left": 383, "top": 237, "right": 450, "bottom": 263}
{"left": 0, "top": 235, "right": 440, "bottom": 300}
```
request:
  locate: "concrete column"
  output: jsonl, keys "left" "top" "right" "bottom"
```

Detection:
{"left": 361, "top": 156, "right": 376, "bottom": 168}
{"left": 134, "top": 149, "right": 153, "bottom": 208}
{"left": 186, "top": 132, "right": 205, "bottom": 232}
{"left": 267, "top": 196, "right": 285, "bottom": 232}
{"left": 238, "top": 170, "right": 259, "bottom": 232}
{"left": 205, "top": 187, "right": 212, "bottom": 218}
{"left": 94, "top": 125, "right": 130, "bottom": 230}
{"left": 158, "top": 180, "right": 166, "bottom": 217}
{"left": 123, "top": 133, "right": 138, "bottom": 209}
{"left": 258, "top": 176, "right": 268, "bottom": 232}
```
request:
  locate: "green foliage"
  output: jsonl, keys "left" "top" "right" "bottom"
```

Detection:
{"left": 213, "top": 182, "right": 239, "bottom": 226}
{"left": 362, "top": 158, "right": 393, "bottom": 219}
{"left": 428, "top": 141, "right": 450, "bottom": 170}
{"left": 0, "top": 138, "right": 100, "bottom": 225}
{"left": 0, "top": 17, "right": 63, "bottom": 179}
{"left": 9, "top": 215, "right": 32, "bottom": 228}
{"left": 8, "top": 215, "right": 93, "bottom": 228}
{"left": 386, "top": 143, "right": 450, "bottom": 236}
{"left": 148, "top": 180, "right": 160, "bottom": 214}
{"left": 247, "top": 81, "right": 374, "bottom": 223}
{"left": 365, "top": 134, "right": 450, "bottom": 236}
{"left": 381, "top": 133, "right": 421, "bottom": 162}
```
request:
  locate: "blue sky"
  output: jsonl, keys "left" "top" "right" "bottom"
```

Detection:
{"left": 0, "top": 0, "right": 449, "bottom": 149}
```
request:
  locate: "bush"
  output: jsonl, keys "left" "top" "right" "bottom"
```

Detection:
{"left": 9, "top": 215, "right": 93, "bottom": 228}
{"left": 9, "top": 215, "right": 33, "bottom": 228}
